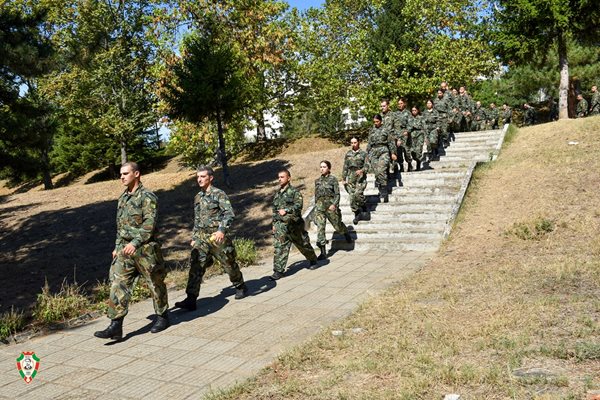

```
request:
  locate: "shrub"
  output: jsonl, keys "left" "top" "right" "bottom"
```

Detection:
{"left": 0, "top": 307, "right": 25, "bottom": 341}
{"left": 234, "top": 237, "right": 258, "bottom": 268}
{"left": 33, "top": 280, "right": 91, "bottom": 324}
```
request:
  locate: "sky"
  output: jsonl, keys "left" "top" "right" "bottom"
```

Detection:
{"left": 286, "top": 0, "right": 323, "bottom": 11}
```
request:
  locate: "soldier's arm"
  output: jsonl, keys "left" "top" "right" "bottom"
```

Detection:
{"left": 217, "top": 192, "right": 235, "bottom": 234}
{"left": 332, "top": 177, "right": 340, "bottom": 207}
{"left": 342, "top": 155, "right": 349, "bottom": 181}
{"left": 272, "top": 192, "right": 279, "bottom": 221}
{"left": 291, "top": 189, "right": 304, "bottom": 216}
{"left": 129, "top": 193, "right": 158, "bottom": 248}
{"left": 114, "top": 198, "right": 124, "bottom": 250}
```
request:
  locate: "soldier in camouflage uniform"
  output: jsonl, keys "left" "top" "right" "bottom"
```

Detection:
{"left": 590, "top": 85, "right": 600, "bottom": 115}
{"left": 94, "top": 162, "right": 169, "bottom": 340}
{"left": 523, "top": 103, "right": 537, "bottom": 126}
{"left": 502, "top": 103, "right": 512, "bottom": 125}
{"left": 343, "top": 137, "right": 369, "bottom": 225}
{"left": 458, "top": 86, "right": 474, "bottom": 132}
{"left": 394, "top": 98, "right": 413, "bottom": 173}
{"left": 472, "top": 101, "right": 487, "bottom": 131}
{"left": 175, "top": 166, "right": 247, "bottom": 311}
{"left": 422, "top": 99, "right": 441, "bottom": 163}
{"left": 576, "top": 93, "right": 589, "bottom": 118}
{"left": 487, "top": 103, "right": 499, "bottom": 129}
{"left": 434, "top": 89, "right": 450, "bottom": 147}
{"left": 315, "top": 160, "right": 352, "bottom": 260}
{"left": 270, "top": 169, "right": 317, "bottom": 280}
{"left": 367, "top": 114, "right": 397, "bottom": 202}
{"left": 449, "top": 88, "right": 462, "bottom": 138}
{"left": 408, "top": 106, "right": 427, "bottom": 171}
{"left": 380, "top": 99, "right": 401, "bottom": 186}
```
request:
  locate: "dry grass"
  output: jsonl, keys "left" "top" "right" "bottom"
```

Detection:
{"left": 207, "top": 117, "right": 600, "bottom": 399}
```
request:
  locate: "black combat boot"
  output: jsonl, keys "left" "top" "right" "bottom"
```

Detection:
{"left": 308, "top": 259, "right": 318, "bottom": 270}
{"left": 416, "top": 160, "right": 421, "bottom": 171}
{"left": 269, "top": 271, "right": 284, "bottom": 280}
{"left": 234, "top": 283, "right": 248, "bottom": 300}
{"left": 380, "top": 186, "right": 389, "bottom": 203}
{"left": 407, "top": 162, "right": 413, "bottom": 172}
{"left": 352, "top": 210, "right": 361, "bottom": 225}
{"left": 174, "top": 295, "right": 197, "bottom": 311}
{"left": 94, "top": 317, "right": 123, "bottom": 340}
{"left": 151, "top": 312, "right": 170, "bottom": 333}
{"left": 361, "top": 205, "right": 371, "bottom": 221}
{"left": 344, "top": 232, "right": 353, "bottom": 243}
{"left": 317, "top": 244, "right": 327, "bottom": 260}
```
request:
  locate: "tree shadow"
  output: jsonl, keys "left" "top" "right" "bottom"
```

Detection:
{"left": 0, "top": 159, "right": 293, "bottom": 315}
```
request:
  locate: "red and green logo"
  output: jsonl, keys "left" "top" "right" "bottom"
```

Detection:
{"left": 16, "top": 352, "right": 40, "bottom": 384}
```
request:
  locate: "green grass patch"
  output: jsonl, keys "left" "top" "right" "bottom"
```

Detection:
{"left": 33, "top": 280, "right": 91, "bottom": 324}
{"left": 504, "top": 216, "right": 555, "bottom": 240}
{"left": 0, "top": 306, "right": 25, "bottom": 341}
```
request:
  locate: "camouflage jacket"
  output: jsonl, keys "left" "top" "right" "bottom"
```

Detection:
{"left": 487, "top": 107, "right": 499, "bottom": 124}
{"left": 458, "top": 94, "right": 473, "bottom": 113}
{"left": 342, "top": 149, "right": 367, "bottom": 182}
{"left": 473, "top": 106, "right": 487, "bottom": 122}
{"left": 433, "top": 96, "right": 450, "bottom": 115}
{"left": 115, "top": 183, "right": 158, "bottom": 249}
{"left": 382, "top": 110, "right": 397, "bottom": 139}
{"left": 591, "top": 92, "right": 600, "bottom": 114}
{"left": 315, "top": 174, "right": 341, "bottom": 207}
{"left": 576, "top": 98, "right": 589, "bottom": 117}
{"left": 367, "top": 124, "right": 396, "bottom": 156}
{"left": 193, "top": 186, "right": 235, "bottom": 239}
{"left": 422, "top": 109, "right": 440, "bottom": 132}
{"left": 393, "top": 109, "right": 411, "bottom": 137}
{"left": 524, "top": 107, "right": 536, "bottom": 125}
{"left": 408, "top": 114, "right": 426, "bottom": 141}
{"left": 502, "top": 107, "right": 512, "bottom": 124}
{"left": 272, "top": 184, "right": 304, "bottom": 225}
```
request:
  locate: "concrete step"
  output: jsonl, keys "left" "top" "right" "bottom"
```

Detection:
{"left": 319, "top": 222, "right": 446, "bottom": 234}
{"left": 329, "top": 238, "right": 442, "bottom": 252}
{"left": 339, "top": 193, "right": 457, "bottom": 204}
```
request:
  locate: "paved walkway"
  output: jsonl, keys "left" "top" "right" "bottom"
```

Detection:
{"left": 0, "top": 249, "right": 433, "bottom": 399}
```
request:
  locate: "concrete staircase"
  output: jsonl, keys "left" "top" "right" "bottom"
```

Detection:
{"left": 305, "top": 127, "right": 507, "bottom": 253}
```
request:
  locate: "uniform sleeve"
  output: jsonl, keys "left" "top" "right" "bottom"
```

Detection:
{"left": 272, "top": 192, "right": 279, "bottom": 222}
{"left": 342, "top": 153, "right": 349, "bottom": 181}
{"left": 129, "top": 193, "right": 158, "bottom": 248}
{"left": 192, "top": 194, "right": 200, "bottom": 238}
{"left": 332, "top": 177, "right": 340, "bottom": 207}
{"left": 291, "top": 189, "right": 303, "bottom": 217}
{"left": 217, "top": 191, "right": 235, "bottom": 234}
{"left": 115, "top": 197, "right": 124, "bottom": 249}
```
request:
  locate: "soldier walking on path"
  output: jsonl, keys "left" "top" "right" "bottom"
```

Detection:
{"left": 175, "top": 166, "right": 247, "bottom": 312}
{"left": 94, "top": 162, "right": 169, "bottom": 340}
{"left": 270, "top": 169, "right": 318, "bottom": 280}
{"left": 367, "top": 114, "right": 397, "bottom": 203}
{"left": 315, "top": 160, "right": 352, "bottom": 260}
{"left": 589, "top": 86, "right": 599, "bottom": 116}
{"left": 343, "top": 137, "right": 369, "bottom": 225}
{"left": 576, "top": 93, "right": 589, "bottom": 118}
{"left": 408, "top": 106, "right": 427, "bottom": 171}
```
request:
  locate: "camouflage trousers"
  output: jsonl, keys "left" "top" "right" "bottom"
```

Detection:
{"left": 315, "top": 200, "right": 349, "bottom": 246}
{"left": 411, "top": 133, "right": 426, "bottom": 161}
{"left": 273, "top": 220, "right": 317, "bottom": 273}
{"left": 344, "top": 174, "right": 366, "bottom": 213}
{"left": 186, "top": 231, "right": 244, "bottom": 298}
{"left": 426, "top": 128, "right": 439, "bottom": 152}
{"left": 472, "top": 119, "right": 485, "bottom": 131}
{"left": 368, "top": 147, "right": 391, "bottom": 188}
{"left": 108, "top": 242, "right": 168, "bottom": 319}
{"left": 438, "top": 118, "right": 449, "bottom": 142}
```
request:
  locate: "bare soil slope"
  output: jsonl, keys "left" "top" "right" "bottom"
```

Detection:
{"left": 0, "top": 137, "right": 347, "bottom": 314}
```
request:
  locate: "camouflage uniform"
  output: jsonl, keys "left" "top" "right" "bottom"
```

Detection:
{"left": 523, "top": 107, "right": 536, "bottom": 126}
{"left": 272, "top": 184, "right": 317, "bottom": 273}
{"left": 576, "top": 98, "right": 589, "bottom": 118}
{"left": 433, "top": 96, "right": 450, "bottom": 143}
{"left": 315, "top": 174, "right": 349, "bottom": 246}
{"left": 502, "top": 107, "right": 513, "bottom": 124}
{"left": 422, "top": 108, "right": 440, "bottom": 153}
{"left": 487, "top": 106, "right": 499, "bottom": 129}
{"left": 472, "top": 105, "right": 487, "bottom": 131}
{"left": 590, "top": 91, "right": 600, "bottom": 115}
{"left": 458, "top": 93, "right": 474, "bottom": 131}
{"left": 342, "top": 148, "right": 368, "bottom": 213}
{"left": 408, "top": 114, "right": 426, "bottom": 163}
{"left": 108, "top": 183, "right": 168, "bottom": 320}
{"left": 185, "top": 186, "right": 245, "bottom": 299}
{"left": 392, "top": 108, "right": 413, "bottom": 167}
{"left": 367, "top": 124, "right": 396, "bottom": 188}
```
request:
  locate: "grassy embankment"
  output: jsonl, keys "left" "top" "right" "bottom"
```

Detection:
{"left": 208, "top": 117, "right": 600, "bottom": 399}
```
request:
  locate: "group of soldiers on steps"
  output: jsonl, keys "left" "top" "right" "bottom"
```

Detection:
{"left": 95, "top": 81, "right": 508, "bottom": 339}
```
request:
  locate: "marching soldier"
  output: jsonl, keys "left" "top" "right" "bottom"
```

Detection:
{"left": 343, "top": 137, "right": 369, "bottom": 225}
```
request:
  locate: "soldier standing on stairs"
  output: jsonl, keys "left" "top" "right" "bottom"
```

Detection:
{"left": 270, "top": 168, "right": 318, "bottom": 280}
{"left": 342, "top": 136, "right": 369, "bottom": 225}
{"left": 367, "top": 114, "right": 397, "bottom": 202}
{"left": 315, "top": 160, "right": 353, "bottom": 260}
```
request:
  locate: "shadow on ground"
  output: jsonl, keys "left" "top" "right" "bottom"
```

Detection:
{"left": 0, "top": 159, "right": 292, "bottom": 314}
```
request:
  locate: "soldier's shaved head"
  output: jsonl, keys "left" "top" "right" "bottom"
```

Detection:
{"left": 122, "top": 161, "right": 140, "bottom": 173}
{"left": 278, "top": 168, "right": 291, "bottom": 177}
{"left": 197, "top": 165, "right": 214, "bottom": 176}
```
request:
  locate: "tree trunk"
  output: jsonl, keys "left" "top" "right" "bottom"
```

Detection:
{"left": 120, "top": 141, "right": 127, "bottom": 165}
{"left": 557, "top": 31, "right": 569, "bottom": 120}
{"left": 256, "top": 110, "right": 267, "bottom": 142}
{"left": 216, "top": 111, "right": 231, "bottom": 187}
{"left": 41, "top": 149, "right": 53, "bottom": 190}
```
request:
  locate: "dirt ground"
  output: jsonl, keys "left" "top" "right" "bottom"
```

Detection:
{"left": 0, "top": 137, "right": 348, "bottom": 314}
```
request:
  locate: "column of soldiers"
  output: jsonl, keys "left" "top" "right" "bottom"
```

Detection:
{"left": 576, "top": 85, "right": 600, "bottom": 118}
{"left": 95, "top": 82, "right": 512, "bottom": 340}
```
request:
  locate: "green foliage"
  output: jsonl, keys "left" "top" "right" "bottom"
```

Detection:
{"left": 504, "top": 217, "right": 554, "bottom": 240}
{"left": 33, "top": 280, "right": 91, "bottom": 324}
{"left": 233, "top": 238, "right": 258, "bottom": 269}
{"left": 130, "top": 278, "right": 153, "bottom": 303}
{"left": 0, "top": 307, "right": 25, "bottom": 341}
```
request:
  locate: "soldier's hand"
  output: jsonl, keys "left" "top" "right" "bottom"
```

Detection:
{"left": 190, "top": 240, "right": 195, "bottom": 247}
{"left": 272, "top": 227, "right": 275, "bottom": 234}
{"left": 396, "top": 139, "right": 403, "bottom": 146}
{"left": 278, "top": 209, "right": 287, "bottom": 216}
{"left": 122, "top": 243, "right": 136, "bottom": 256}
{"left": 356, "top": 170, "right": 363, "bottom": 176}
{"left": 391, "top": 154, "right": 397, "bottom": 161}
{"left": 112, "top": 250, "right": 117, "bottom": 259}
{"left": 328, "top": 204, "right": 336, "bottom": 211}
{"left": 212, "top": 231, "right": 225, "bottom": 245}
